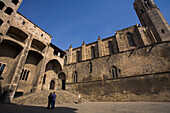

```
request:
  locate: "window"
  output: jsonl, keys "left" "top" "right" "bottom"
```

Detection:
{"left": 5, "top": 7, "right": 13, "bottom": 15}
{"left": 144, "top": 0, "right": 150, "bottom": 10}
{"left": 73, "top": 71, "right": 78, "bottom": 83}
{"left": 0, "top": 1, "right": 5, "bottom": 10}
{"left": 0, "top": 63, "right": 6, "bottom": 76}
{"left": 22, "top": 21, "right": 25, "bottom": 25}
{"left": 108, "top": 41, "right": 114, "bottom": 54}
{"left": 127, "top": 32, "right": 136, "bottom": 47}
{"left": 111, "top": 66, "right": 118, "bottom": 78}
{"left": 43, "top": 74, "right": 46, "bottom": 84}
{"left": 76, "top": 50, "right": 80, "bottom": 62}
{"left": 11, "top": 0, "right": 19, "bottom": 5}
{"left": 91, "top": 46, "right": 95, "bottom": 59}
{"left": 161, "top": 29, "right": 165, "bottom": 33}
{"left": 141, "top": 9, "right": 144, "bottom": 14}
{"left": 89, "top": 62, "right": 92, "bottom": 73}
{"left": 0, "top": 19, "right": 3, "bottom": 26}
{"left": 20, "top": 69, "right": 30, "bottom": 81}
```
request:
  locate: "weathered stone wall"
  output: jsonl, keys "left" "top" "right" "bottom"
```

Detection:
{"left": 64, "top": 42, "right": 170, "bottom": 83}
{"left": 66, "top": 72, "right": 170, "bottom": 102}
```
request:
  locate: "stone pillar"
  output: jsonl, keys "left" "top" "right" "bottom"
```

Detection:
{"left": 137, "top": 26, "right": 150, "bottom": 46}
{"left": 81, "top": 41, "right": 86, "bottom": 61}
{"left": 35, "top": 44, "right": 50, "bottom": 93}
{"left": 4, "top": 34, "right": 33, "bottom": 103}
{"left": 67, "top": 45, "right": 73, "bottom": 64}
{"left": 97, "top": 36, "right": 103, "bottom": 57}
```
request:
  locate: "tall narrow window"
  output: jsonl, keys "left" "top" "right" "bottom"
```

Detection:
{"left": 0, "top": 19, "right": 4, "bottom": 26}
{"left": 0, "top": 1, "right": 5, "bottom": 10}
{"left": 11, "top": 0, "right": 19, "bottom": 5}
{"left": 161, "top": 29, "right": 165, "bottom": 33}
{"left": 111, "top": 66, "right": 118, "bottom": 78}
{"left": 25, "top": 70, "right": 30, "bottom": 81}
{"left": 91, "top": 46, "right": 95, "bottom": 59}
{"left": 73, "top": 71, "right": 78, "bottom": 83}
{"left": 127, "top": 32, "right": 135, "bottom": 47}
{"left": 108, "top": 41, "right": 114, "bottom": 54}
{"left": 89, "top": 62, "right": 92, "bottom": 73}
{"left": 0, "top": 64, "right": 6, "bottom": 76}
{"left": 43, "top": 74, "right": 46, "bottom": 84}
{"left": 20, "top": 69, "right": 30, "bottom": 81}
{"left": 144, "top": 0, "right": 150, "bottom": 10}
{"left": 76, "top": 50, "right": 80, "bottom": 62}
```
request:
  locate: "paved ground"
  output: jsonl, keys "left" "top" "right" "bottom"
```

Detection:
{"left": 0, "top": 102, "right": 170, "bottom": 113}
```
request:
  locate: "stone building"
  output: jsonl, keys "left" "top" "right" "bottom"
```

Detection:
{"left": 0, "top": 0, "right": 170, "bottom": 103}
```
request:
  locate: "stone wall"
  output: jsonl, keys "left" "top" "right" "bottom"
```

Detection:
{"left": 66, "top": 72, "right": 170, "bottom": 102}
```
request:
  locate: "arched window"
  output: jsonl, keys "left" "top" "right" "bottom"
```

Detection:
{"left": 73, "top": 71, "right": 78, "bottom": 83}
{"left": 5, "top": 7, "right": 13, "bottom": 15}
{"left": 161, "top": 29, "right": 165, "bottom": 34}
{"left": 127, "top": 32, "right": 135, "bottom": 47}
{"left": 89, "top": 62, "right": 92, "bottom": 73}
{"left": 108, "top": 41, "right": 114, "bottom": 54}
{"left": 43, "top": 74, "right": 46, "bottom": 84}
{"left": 76, "top": 50, "right": 80, "bottom": 62}
{"left": 91, "top": 46, "right": 95, "bottom": 59}
{"left": 0, "top": 1, "right": 5, "bottom": 10}
{"left": 110, "top": 66, "right": 118, "bottom": 78}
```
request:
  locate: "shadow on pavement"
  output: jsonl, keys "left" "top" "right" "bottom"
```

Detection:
{"left": 0, "top": 104, "right": 78, "bottom": 113}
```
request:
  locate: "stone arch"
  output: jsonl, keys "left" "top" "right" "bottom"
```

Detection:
{"left": 58, "top": 72, "right": 66, "bottom": 90}
{"left": 6, "top": 26, "right": 28, "bottom": 43}
{"left": 0, "top": 39, "right": 23, "bottom": 58}
{"left": 43, "top": 59, "right": 62, "bottom": 90}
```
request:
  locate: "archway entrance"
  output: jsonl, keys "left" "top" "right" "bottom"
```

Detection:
{"left": 49, "top": 80, "right": 55, "bottom": 90}
{"left": 58, "top": 72, "right": 66, "bottom": 90}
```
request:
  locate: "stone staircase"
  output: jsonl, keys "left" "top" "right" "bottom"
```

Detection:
{"left": 12, "top": 90, "right": 88, "bottom": 105}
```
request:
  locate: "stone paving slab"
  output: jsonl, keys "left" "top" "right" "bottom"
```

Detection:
{"left": 0, "top": 102, "right": 170, "bottom": 113}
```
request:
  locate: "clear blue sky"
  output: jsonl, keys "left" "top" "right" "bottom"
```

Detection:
{"left": 18, "top": 0, "right": 170, "bottom": 50}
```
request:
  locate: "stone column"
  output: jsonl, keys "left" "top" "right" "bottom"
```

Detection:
{"left": 67, "top": 45, "right": 73, "bottom": 64}
{"left": 137, "top": 26, "right": 150, "bottom": 46}
{"left": 81, "top": 41, "right": 86, "bottom": 61}
{"left": 4, "top": 34, "right": 33, "bottom": 103}
{"left": 34, "top": 44, "right": 50, "bottom": 93}
{"left": 97, "top": 36, "right": 103, "bottom": 57}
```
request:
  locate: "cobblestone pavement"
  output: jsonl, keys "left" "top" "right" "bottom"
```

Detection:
{"left": 0, "top": 102, "right": 170, "bottom": 113}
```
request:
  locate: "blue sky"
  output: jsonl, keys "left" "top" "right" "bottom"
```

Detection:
{"left": 18, "top": 0, "right": 170, "bottom": 50}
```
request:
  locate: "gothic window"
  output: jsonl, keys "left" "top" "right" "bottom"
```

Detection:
{"left": 0, "top": 1, "right": 5, "bottom": 10}
{"left": 89, "top": 62, "right": 92, "bottom": 73}
{"left": 5, "top": 7, "right": 13, "bottom": 15}
{"left": 43, "top": 74, "right": 46, "bottom": 84}
{"left": 0, "top": 63, "right": 6, "bottom": 76}
{"left": 91, "top": 46, "right": 95, "bottom": 59}
{"left": 76, "top": 50, "right": 80, "bottom": 62}
{"left": 11, "top": 0, "right": 19, "bottom": 5}
{"left": 144, "top": 0, "right": 150, "bottom": 10}
{"left": 111, "top": 66, "right": 118, "bottom": 78}
{"left": 108, "top": 41, "right": 114, "bottom": 54}
{"left": 127, "top": 32, "right": 136, "bottom": 47}
{"left": 0, "top": 19, "right": 3, "bottom": 26}
{"left": 73, "top": 71, "right": 78, "bottom": 83}
{"left": 20, "top": 69, "right": 30, "bottom": 81}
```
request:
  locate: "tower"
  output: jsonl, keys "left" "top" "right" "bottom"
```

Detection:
{"left": 133, "top": 0, "right": 170, "bottom": 42}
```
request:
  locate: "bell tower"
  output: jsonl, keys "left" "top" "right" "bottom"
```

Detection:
{"left": 133, "top": 0, "right": 170, "bottom": 42}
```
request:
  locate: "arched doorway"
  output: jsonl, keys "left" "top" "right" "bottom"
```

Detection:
{"left": 58, "top": 72, "right": 66, "bottom": 90}
{"left": 49, "top": 80, "right": 55, "bottom": 90}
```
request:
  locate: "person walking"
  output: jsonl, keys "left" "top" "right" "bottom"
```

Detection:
{"left": 51, "top": 92, "right": 56, "bottom": 109}
{"left": 47, "top": 93, "right": 53, "bottom": 109}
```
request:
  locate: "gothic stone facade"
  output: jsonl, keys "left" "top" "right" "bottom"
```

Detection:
{"left": 0, "top": 0, "right": 170, "bottom": 103}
